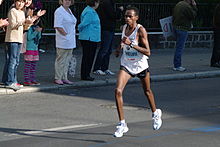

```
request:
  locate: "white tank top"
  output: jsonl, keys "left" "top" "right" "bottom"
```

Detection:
{"left": 121, "top": 24, "right": 149, "bottom": 74}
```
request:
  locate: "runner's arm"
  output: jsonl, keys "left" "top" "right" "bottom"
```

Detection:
{"left": 133, "top": 27, "right": 151, "bottom": 56}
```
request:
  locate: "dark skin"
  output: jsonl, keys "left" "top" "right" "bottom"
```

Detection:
{"left": 115, "top": 9, "right": 157, "bottom": 121}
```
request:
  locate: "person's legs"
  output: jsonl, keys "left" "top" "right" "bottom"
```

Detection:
{"left": 115, "top": 70, "right": 131, "bottom": 121}
{"left": 30, "top": 61, "right": 37, "bottom": 82}
{"left": 80, "top": 40, "right": 97, "bottom": 80}
{"left": 140, "top": 72, "right": 156, "bottom": 112}
{"left": 2, "top": 45, "right": 9, "bottom": 84}
{"left": 61, "top": 49, "right": 72, "bottom": 81}
{"left": 80, "top": 40, "right": 88, "bottom": 79}
{"left": 93, "top": 30, "right": 114, "bottom": 72}
{"left": 54, "top": 48, "right": 66, "bottom": 84}
{"left": 173, "top": 29, "right": 188, "bottom": 68}
{"left": 114, "top": 69, "right": 131, "bottom": 137}
{"left": 24, "top": 61, "right": 31, "bottom": 83}
{"left": 6, "top": 42, "right": 21, "bottom": 86}
{"left": 102, "top": 32, "right": 114, "bottom": 72}
{"left": 140, "top": 71, "right": 162, "bottom": 130}
{"left": 211, "top": 28, "right": 220, "bottom": 66}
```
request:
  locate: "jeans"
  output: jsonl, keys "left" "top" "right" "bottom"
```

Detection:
{"left": 173, "top": 29, "right": 188, "bottom": 68}
{"left": 93, "top": 30, "right": 114, "bottom": 71}
{"left": 2, "top": 42, "right": 22, "bottom": 85}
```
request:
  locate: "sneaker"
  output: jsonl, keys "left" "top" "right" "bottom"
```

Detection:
{"left": 104, "top": 70, "right": 115, "bottom": 75}
{"left": 31, "top": 81, "right": 40, "bottom": 86}
{"left": 113, "top": 123, "right": 129, "bottom": 138}
{"left": 93, "top": 70, "right": 106, "bottom": 75}
{"left": 16, "top": 83, "right": 24, "bottom": 88}
{"left": 23, "top": 82, "right": 33, "bottom": 86}
{"left": 62, "top": 80, "right": 73, "bottom": 84}
{"left": 173, "top": 67, "right": 186, "bottom": 72}
{"left": 152, "top": 109, "right": 162, "bottom": 130}
{"left": 6, "top": 83, "right": 20, "bottom": 91}
{"left": 39, "top": 49, "right": 45, "bottom": 53}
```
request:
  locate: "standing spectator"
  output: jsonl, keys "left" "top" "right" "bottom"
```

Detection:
{"left": 172, "top": 0, "right": 197, "bottom": 71}
{"left": 20, "top": 0, "right": 46, "bottom": 54}
{"left": 210, "top": 3, "right": 220, "bottom": 68}
{"left": 0, "top": 0, "right": 9, "bottom": 33}
{"left": 23, "top": 20, "right": 42, "bottom": 86}
{"left": 54, "top": 0, "right": 77, "bottom": 85}
{"left": 1, "top": 0, "right": 32, "bottom": 91}
{"left": 78, "top": 0, "right": 100, "bottom": 81}
{"left": 113, "top": 7, "right": 162, "bottom": 138}
{"left": 93, "top": 0, "right": 123, "bottom": 76}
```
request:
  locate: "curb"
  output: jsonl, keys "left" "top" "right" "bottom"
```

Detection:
{"left": 1, "top": 70, "right": 220, "bottom": 95}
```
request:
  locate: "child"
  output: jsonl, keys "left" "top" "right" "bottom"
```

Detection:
{"left": 2, "top": 0, "right": 32, "bottom": 91}
{"left": 23, "top": 19, "right": 42, "bottom": 86}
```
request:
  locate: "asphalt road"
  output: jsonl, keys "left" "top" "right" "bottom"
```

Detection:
{"left": 0, "top": 77, "right": 220, "bottom": 147}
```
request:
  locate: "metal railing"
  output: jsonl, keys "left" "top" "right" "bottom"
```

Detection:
{"left": 0, "top": 1, "right": 217, "bottom": 32}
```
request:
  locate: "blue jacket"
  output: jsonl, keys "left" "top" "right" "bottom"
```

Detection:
{"left": 26, "top": 25, "right": 41, "bottom": 51}
{"left": 78, "top": 6, "right": 101, "bottom": 42}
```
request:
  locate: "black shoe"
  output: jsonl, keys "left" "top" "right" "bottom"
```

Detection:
{"left": 81, "top": 77, "right": 95, "bottom": 81}
{"left": 211, "top": 62, "right": 220, "bottom": 68}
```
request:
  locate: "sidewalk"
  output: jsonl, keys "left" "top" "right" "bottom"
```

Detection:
{"left": 0, "top": 47, "right": 220, "bottom": 95}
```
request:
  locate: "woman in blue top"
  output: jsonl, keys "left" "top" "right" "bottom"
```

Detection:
{"left": 78, "top": 0, "right": 100, "bottom": 81}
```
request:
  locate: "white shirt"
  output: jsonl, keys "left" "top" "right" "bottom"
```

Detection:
{"left": 121, "top": 24, "right": 149, "bottom": 74}
{"left": 54, "top": 6, "right": 77, "bottom": 49}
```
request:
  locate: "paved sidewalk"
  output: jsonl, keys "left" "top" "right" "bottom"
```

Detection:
{"left": 0, "top": 47, "right": 220, "bottom": 95}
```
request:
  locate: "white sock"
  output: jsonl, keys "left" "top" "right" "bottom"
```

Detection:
{"left": 153, "top": 109, "right": 158, "bottom": 114}
{"left": 120, "top": 120, "right": 126, "bottom": 124}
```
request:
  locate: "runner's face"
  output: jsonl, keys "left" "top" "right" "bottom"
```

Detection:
{"left": 124, "top": 10, "right": 138, "bottom": 26}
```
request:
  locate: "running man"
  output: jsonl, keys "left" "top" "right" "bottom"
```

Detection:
{"left": 114, "top": 7, "right": 162, "bottom": 138}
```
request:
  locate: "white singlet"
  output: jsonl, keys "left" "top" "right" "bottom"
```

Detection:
{"left": 120, "top": 24, "right": 149, "bottom": 75}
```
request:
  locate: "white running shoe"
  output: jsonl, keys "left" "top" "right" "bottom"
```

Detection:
{"left": 104, "top": 70, "right": 115, "bottom": 75}
{"left": 152, "top": 109, "right": 162, "bottom": 130}
{"left": 113, "top": 123, "right": 129, "bottom": 138}
{"left": 173, "top": 67, "right": 186, "bottom": 71}
{"left": 93, "top": 70, "right": 106, "bottom": 75}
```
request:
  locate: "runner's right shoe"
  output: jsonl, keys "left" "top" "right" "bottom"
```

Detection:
{"left": 113, "top": 123, "right": 129, "bottom": 138}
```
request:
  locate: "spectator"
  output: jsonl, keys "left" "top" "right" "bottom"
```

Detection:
{"left": 78, "top": 0, "right": 100, "bottom": 81}
{"left": 1, "top": 0, "right": 32, "bottom": 91}
{"left": 54, "top": 0, "right": 77, "bottom": 85}
{"left": 23, "top": 19, "right": 42, "bottom": 86}
{"left": 210, "top": 3, "right": 220, "bottom": 68}
{"left": 172, "top": 0, "right": 197, "bottom": 71}
{"left": 0, "top": 0, "right": 9, "bottom": 29}
{"left": 93, "top": 0, "right": 123, "bottom": 76}
{"left": 20, "top": 0, "right": 46, "bottom": 54}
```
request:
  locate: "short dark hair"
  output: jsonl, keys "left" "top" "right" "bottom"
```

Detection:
{"left": 126, "top": 6, "right": 139, "bottom": 16}
{"left": 86, "top": 0, "right": 100, "bottom": 7}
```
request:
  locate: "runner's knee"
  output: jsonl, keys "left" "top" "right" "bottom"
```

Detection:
{"left": 144, "top": 89, "right": 152, "bottom": 96}
{"left": 115, "top": 88, "right": 123, "bottom": 97}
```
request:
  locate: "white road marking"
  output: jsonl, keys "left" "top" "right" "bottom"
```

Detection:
{"left": 5, "top": 123, "right": 101, "bottom": 137}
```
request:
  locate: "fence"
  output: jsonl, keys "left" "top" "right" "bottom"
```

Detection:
{"left": 0, "top": 1, "right": 217, "bottom": 32}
